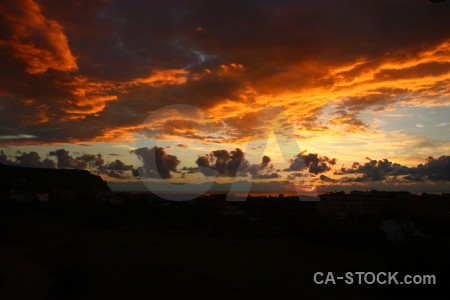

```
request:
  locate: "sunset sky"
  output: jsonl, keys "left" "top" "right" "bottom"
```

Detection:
{"left": 0, "top": 0, "right": 449, "bottom": 194}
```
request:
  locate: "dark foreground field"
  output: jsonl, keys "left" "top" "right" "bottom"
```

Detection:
{"left": 0, "top": 193, "right": 449, "bottom": 300}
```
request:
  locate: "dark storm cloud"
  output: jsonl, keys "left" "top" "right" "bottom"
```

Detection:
{"left": 195, "top": 148, "right": 248, "bottom": 177}
{"left": 0, "top": 0, "right": 449, "bottom": 144}
{"left": 251, "top": 172, "right": 281, "bottom": 179}
{"left": 194, "top": 155, "right": 216, "bottom": 176}
{"left": 319, "top": 175, "right": 338, "bottom": 183}
{"left": 285, "top": 151, "right": 337, "bottom": 175}
{"left": 287, "top": 172, "right": 306, "bottom": 180}
{"left": 336, "top": 155, "right": 450, "bottom": 182}
{"left": 248, "top": 155, "right": 280, "bottom": 179}
{"left": 39, "top": 0, "right": 450, "bottom": 84}
{"left": 181, "top": 166, "right": 198, "bottom": 174}
{"left": 132, "top": 146, "right": 180, "bottom": 179}
{"left": 15, "top": 151, "right": 56, "bottom": 168}
{"left": 48, "top": 149, "right": 106, "bottom": 170}
{"left": 102, "top": 159, "right": 135, "bottom": 179}
{"left": 194, "top": 149, "right": 280, "bottom": 179}
{"left": 335, "top": 158, "right": 412, "bottom": 182}
{"left": 1, "top": 150, "right": 55, "bottom": 168}
{"left": 48, "top": 149, "right": 135, "bottom": 179}
{"left": 49, "top": 149, "right": 77, "bottom": 168}
{"left": 405, "top": 156, "right": 450, "bottom": 182}
{"left": 0, "top": 148, "right": 133, "bottom": 178}
{"left": 0, "top": 150, "right": 15, "bottom": 165}
{"left": 40, "top": 0, "right": 200, "bottom": 81}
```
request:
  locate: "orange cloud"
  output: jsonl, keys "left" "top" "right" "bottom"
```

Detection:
{"left": 0, "top": 0, "right": 77, "bottom": 74}
{"left": 132, "top": 69, "right": 189, "bottom": 87}
{"left": 1, "top": 0, "right": 449, "bottom": 151}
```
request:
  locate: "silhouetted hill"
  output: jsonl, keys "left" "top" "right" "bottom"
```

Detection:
{"left": 0, "top": 163, "right": 110, "bottom": 196}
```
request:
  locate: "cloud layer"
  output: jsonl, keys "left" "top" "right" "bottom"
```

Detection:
{"left": 1, "top": 146, "right": 449, "bottom": 188}
{"left": 132, "top": 147, "right": 180, "bottom": 179}
{"left": 1, "top": 149, "right": 133, "bottom": 179}
{"left": 335, "top": 156, "right": 450, "bottom": 183}
{"left": 285, "top": 151, "right": 336, "bottom": 175}
{"left": 0, "top": 0, "right": 449, "bottom": 145}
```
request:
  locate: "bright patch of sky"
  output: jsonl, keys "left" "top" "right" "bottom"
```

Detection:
{"left": 360, "top": 104, "right": 450, "bottom": 142}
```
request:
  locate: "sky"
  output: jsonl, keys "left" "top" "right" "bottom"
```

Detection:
{"left": 0, "top": 0, "right": 449, "bottom": 194}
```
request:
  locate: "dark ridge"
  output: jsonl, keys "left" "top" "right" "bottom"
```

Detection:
{"left": 0, "top": 163, "right": 110, "bottom": 195}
